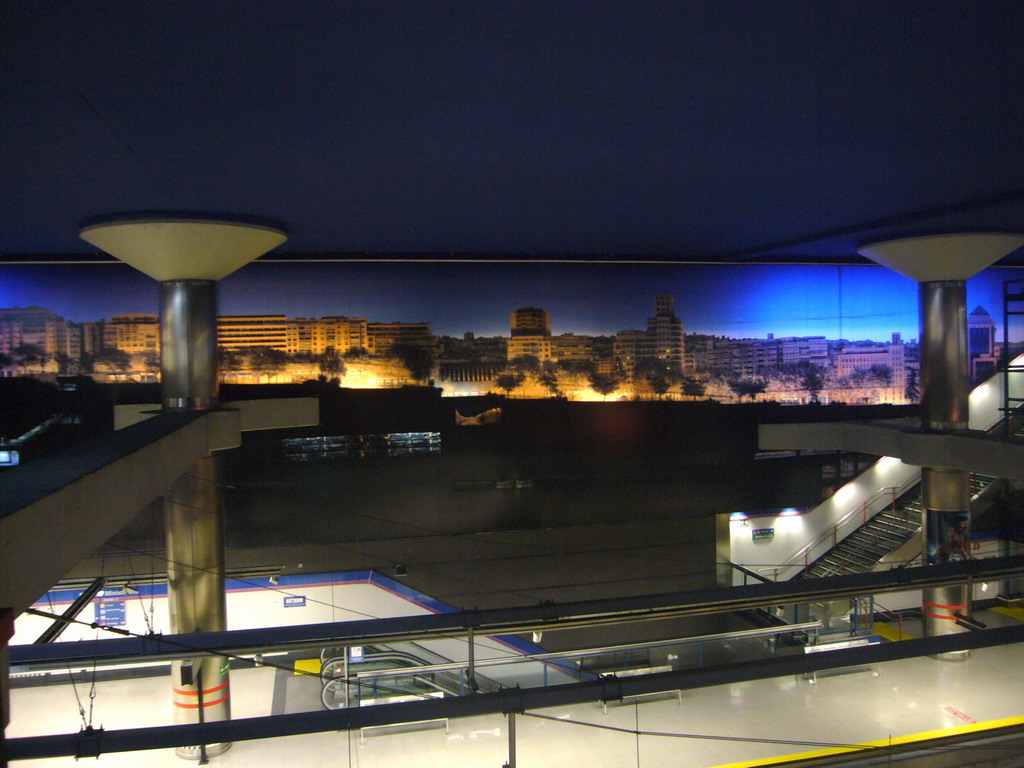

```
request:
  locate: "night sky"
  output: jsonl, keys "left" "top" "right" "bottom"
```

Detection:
{"left": 1, "top": 262, "right": 1019, "bottom": 342}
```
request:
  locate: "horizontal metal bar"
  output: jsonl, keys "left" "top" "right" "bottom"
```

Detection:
{"left": 9, "top": 624, "right": 1024, "bottom": 760}
{"left": 12, "top": 556, "right": 1024, "bottom": 668}
{"left": 352, "top": 622, "right": 824, "bottom": 679}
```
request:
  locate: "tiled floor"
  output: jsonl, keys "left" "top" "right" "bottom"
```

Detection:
{"left": 7, "top": 618, "right": 1024, "bottom": 767}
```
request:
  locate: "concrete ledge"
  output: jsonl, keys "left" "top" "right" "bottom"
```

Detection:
{"left": 115, "top": 398, "right": 318, "bottom": 434}
{"left": 760, "top": 421, "right": 1024, "bottom": 479}
{"left": 1, "top": 412, "right": 213, "bottom": 614}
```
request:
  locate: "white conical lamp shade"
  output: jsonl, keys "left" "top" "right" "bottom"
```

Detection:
{"left": 80, "top": 217, "right": 287, "bottom": 281}
{"left": 858, "top": 233, "right": 1024, "bottom": 283}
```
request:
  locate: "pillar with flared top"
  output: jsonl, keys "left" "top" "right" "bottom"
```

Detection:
{"left": 80, "top": 215, "right": 286, "bottom": 757}
{"left": 860, "top": 233, "right": 1024, "bottom": 659}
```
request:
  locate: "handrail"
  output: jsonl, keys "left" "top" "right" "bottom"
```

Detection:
{"left": 772, "top": 472, "right": 920, "bottom": 581}
{"left": 729, "top": 562, "right": 774, "bottom": 585}
{"left": 349, "top": 622, "right": 825, "bottom": 680}
{"left": 747, "top": 355, "right": 1024, "bottom": 582}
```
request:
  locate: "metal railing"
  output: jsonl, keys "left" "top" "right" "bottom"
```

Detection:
{"left": 767, "top": 473, "right": 921, "bottom": 582}
{"left": 326, "top": 621, "right": 825, "bottom": 708}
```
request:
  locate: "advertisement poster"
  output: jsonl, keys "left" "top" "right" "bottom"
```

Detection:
{"left": 926, "top": 510, "right": 972, "bottom": 565}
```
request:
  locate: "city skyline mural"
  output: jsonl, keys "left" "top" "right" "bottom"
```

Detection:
{"left": 2, "top": 261, "right": 1021, "bottom": 341}
{"left": 2, "top": 260, "right": 1022, "bottom": 405}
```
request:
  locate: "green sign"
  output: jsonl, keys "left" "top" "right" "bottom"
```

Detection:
{"left": 752, "top": 528, "right": 774, "bottom": 541}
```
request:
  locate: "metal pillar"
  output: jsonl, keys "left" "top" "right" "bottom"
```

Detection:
{"left": 162, "top": 279, "right": 231, "bottom": 755}
{"left": 918, "top": 281, "right": 971, "bottom": 659}
{"left": 161, "top": 280, "right": 218, "bottom": 411}
{"left": 166, "top": 456, "right": 231, "bottom": 758}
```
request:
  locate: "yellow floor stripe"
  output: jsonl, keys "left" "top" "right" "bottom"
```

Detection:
{"left": 992, "top": 605, "right": 1024, "bottom": 623}
{"left": 874, "top": 621, "right": 914, "bottom": 642}
{"left": 710, "top": 715, "right": 1024, "bottom": 768}
{"left": 294, "top": 658, "right": 320, "bottom": 676}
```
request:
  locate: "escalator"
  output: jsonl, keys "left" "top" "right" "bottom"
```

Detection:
{"left": 318, "top": 641, "right": 503, "bottom": 710}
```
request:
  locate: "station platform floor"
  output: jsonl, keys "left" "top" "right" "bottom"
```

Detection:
{"left": 7, "top": 610, "right": 1024, "bottom": 767}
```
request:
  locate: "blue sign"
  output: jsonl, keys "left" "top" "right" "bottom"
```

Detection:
{"left": 95, "top": 600, "right": 126, "bottom": 627}
{"left": 283, "top": 595, "right": 306, "bottom": 608}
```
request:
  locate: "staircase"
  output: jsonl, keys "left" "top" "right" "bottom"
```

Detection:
{"left": 800, "top": 472, "right": 999, "bottom": 578}
{"left": 802, "top": 503, "right": 922, "bottom": 578}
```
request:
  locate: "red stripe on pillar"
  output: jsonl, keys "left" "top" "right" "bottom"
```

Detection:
{"left": 173, "top": 694, "right": 231, "bottom": 709}
{"left": 173, "top": 681, "right": 230, "bottom": 697}
{"left": 923, "top": 611, "right": 961, "bottom": 621}
{"left": 923, "top": 601, "right": 967, "bottom": 611}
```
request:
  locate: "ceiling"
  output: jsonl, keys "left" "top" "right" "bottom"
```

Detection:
{"left": 3, "top": 1, "right": 1024, "bottom": 264}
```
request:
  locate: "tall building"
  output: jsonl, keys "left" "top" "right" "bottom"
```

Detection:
{"left": 103, "top": 314, "right": 159, "bottom": 355}
{"left": 510, "top": 307, "right": 551, "bottom": 337}
{"left": 79, "top": 321, "right": 106, "bottom": 356}
{"left": 0, "top": 306, "right": 80, "bottom": 361}
{"left": 614, "top": 295, "right": 686, "bottom": 376}
{"left": 507, "top": 307, "right": 553, "bottom": 361}
{"left": 286, "top": 316, "right": 368, "bottom": 355}
{"left": 646, "top": 294, "right": 685, "bottom": 372}
{"left": 217, "top": 315, "right": 289, "bottom": 351}
{"left": 968, "top": 305, "right": 998, "bottom": 380}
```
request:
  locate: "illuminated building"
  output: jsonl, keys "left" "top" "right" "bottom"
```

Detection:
{"left": 550, "top": 333, "right": 593, "bottom": 362}
{"left": 103, "top": 314, "right": 159, "bottom": 354}
{"left": 835, "top": 338, "right": 906, "bottom": 391}
{"left": 216, "top": 315, "right": 288, "bottom": 351}
{"left": 0, "top": 306, "right": 80, "bottom": 362}
{"left": 506, "top": 334, "right": 553, "bottom": 361}
{"left": 646, "top": 293, "right": 685, "bottom": 371}
{"left": 286, "top": 316, "right": 368, "bottom": 355}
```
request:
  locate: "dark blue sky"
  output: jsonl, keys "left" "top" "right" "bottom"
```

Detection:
{"left": 1, "top": 262, "right": 1019, "bottom": 342}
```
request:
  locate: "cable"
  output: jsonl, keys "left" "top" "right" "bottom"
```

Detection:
{"left": 521, "top": 711, "right": 874, "bottom": 750}
{"left": 24, "top": 607, "right": 438, "bottom": 704}
{"left": 45, "top": 591, "right": 88, "bottom": 730}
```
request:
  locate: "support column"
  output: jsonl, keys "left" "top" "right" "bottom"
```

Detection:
{"left": 161, "top": 280, "right": 218, "bottom": 411}
{"left": 166, "top": 456, "right": 231, "bottom": 759}
{"left": 80, "top": 214, "right": 287, "bottom": 760}
{"left": 860, "top": 233, "right": 1024, "bottom": 661}
{"left": 919, "top": 280, "right": 971, "bottom": 656}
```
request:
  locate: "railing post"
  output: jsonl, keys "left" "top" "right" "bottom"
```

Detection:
{"left": 505, "top": 711, "right": 517, "bottom": 768}
{"left": 467, "top": 626, "right": 478, "bottom": 692}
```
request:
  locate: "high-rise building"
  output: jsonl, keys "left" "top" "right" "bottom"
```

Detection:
{"left": 968, "top": 305, "right": 998, "bottom": 381}
{"left": 646, "top": 294, "right": 685, "bottom": 372}
{"left": 79, "top": 321, "right": 106, "bottom": 356}
{"left": 0, "top": 305, "right": 80, "bottom": 361}
{"left": 510, "top": 307, "right": 551, "bottom": 337}
{"left": 217, "top": 315, "right": 289, "bottom": 351}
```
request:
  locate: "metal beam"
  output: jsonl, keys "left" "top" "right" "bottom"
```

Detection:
{"left": 9, "top": 624, "right": 1024, "bottom": 761}
{"left": 13, "top": 556, "right": 1024, "bottom": 667}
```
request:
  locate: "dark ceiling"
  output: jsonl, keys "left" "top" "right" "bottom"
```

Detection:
{"left": 3, "top": 1, "right": 1024, "bottom": 264}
